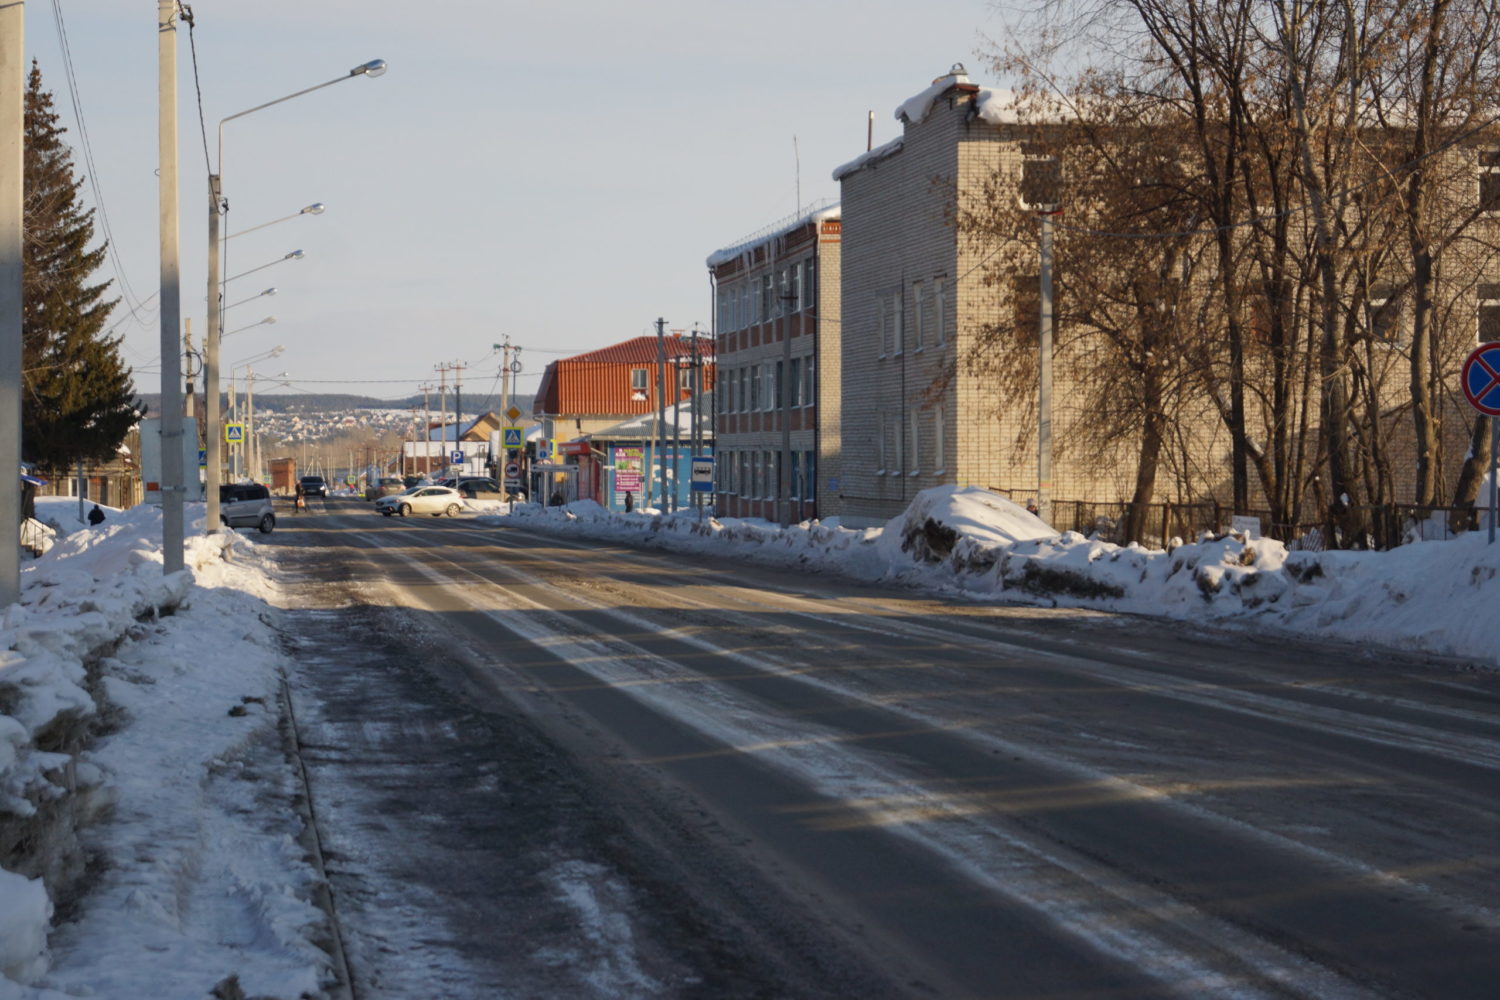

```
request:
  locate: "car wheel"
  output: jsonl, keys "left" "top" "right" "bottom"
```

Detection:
{"left": 398, "top": 503, "right": 411, "bottom": 517}
{"left": 380, "top": 509, "right": 392, "bottom": 517}
{"left": 258, "top": 513, "right": 275, "bottom": 534}
{"left": 445, "top": 503, "right": 460, "bottom": 517}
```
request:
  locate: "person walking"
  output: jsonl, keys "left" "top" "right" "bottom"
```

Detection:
{"left": 294, "top": 481, "right": 306, "bottom": 513}
{"left": 87, "top": 504, "right": 105, "bottom": 526}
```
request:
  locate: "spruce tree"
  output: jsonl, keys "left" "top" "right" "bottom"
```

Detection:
{"left": 22, "top": 60, "right": 142, "bottom": 475}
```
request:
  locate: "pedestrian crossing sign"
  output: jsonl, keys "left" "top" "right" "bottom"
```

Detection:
{"left": 224, "top": 423, "right": 244, "bottom": 443}
{"left": 503, "top": 426, "right": 524, "bottom": 449}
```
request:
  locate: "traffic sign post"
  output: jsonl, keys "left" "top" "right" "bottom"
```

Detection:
{"left": 502, "top": 426, "right": 523, "bottom": 450}
{"left": 224, "top": 423, "right": 244, "bottom": 444}
{"left": 1461, "top": 342, "right": 1500, "bottom": 544}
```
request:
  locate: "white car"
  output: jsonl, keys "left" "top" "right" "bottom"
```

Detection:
{"left": 374, "top": 485, "right": 465, "bottom": 518}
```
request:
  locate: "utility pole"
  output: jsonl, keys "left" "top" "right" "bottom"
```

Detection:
{"left": 451, "top": 361, "right": 466, "bottom": 472}
{"left": 0, "top": 0, "right": 22, "bottom": 606}
{"left": 183, "top": 319, "right": 196, "bottom": 419}
{"left": 158, "top": 0, "right": 185, "bottom": 563}
{"left": 420, "top": 382, "right": 433, "bottom": 475}
{"left": 1022, "top": 153, "right": 1062, "bottom": 525}
{"left": 434, "top": 364, "right": 449, "bottom": 475}
{"left": 656, "top": 317, "right": 668, "bottom": 512}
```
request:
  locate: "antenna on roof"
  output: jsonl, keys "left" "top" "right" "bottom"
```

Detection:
{"left": 867, "top": 110, "right": 874, "bottom": 152}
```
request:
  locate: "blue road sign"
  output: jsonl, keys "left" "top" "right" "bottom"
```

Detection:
{"left": 1463, "top": 342, "right": 1500, "bottom": 416}
{"left": 503, "top": 427, "right": 523, "bottom": 449}
{"left": 450, "top": 450, "right": 465, "bottom": 465}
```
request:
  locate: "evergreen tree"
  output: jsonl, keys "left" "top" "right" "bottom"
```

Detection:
{"left": 22, "top": 60, "right": 142, "bottom": 474}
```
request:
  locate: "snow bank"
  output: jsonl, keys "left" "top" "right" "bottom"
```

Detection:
{"left": 0, "top": 504, "right": 327, "bottom": 999}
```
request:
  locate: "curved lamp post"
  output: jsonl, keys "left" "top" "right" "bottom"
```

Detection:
{"left": 205, "top": 59, "right": 385, "bottom": 531}
{"left": 228, "top": 202, "right": 325, "bottom": 240}
{"left": 225, "top": 286, "right": 277, "bottom": 311}
{"left": 229, "top": 346, "right": 284, "bottom": 479}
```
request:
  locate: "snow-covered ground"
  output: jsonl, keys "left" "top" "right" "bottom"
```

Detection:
{"left": 2, "top": 486, "right": 1497, "bottom": 998}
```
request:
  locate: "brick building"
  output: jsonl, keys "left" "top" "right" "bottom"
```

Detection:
{"left": 708, "top": 205, "right": 841, "bottom": 522}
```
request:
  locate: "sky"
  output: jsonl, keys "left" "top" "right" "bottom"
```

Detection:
{"left": 20, "top": 0, "right": 1015, "bottom": 405}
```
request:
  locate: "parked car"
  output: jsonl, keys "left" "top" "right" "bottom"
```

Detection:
{"left": 299, "top": 475, "right": 328, "bottom": 497}
{"left": 219, "top": 483, "right": 275, "bottom": 534}
{"left": 374, "top": 485, "right": 464, "bottom": 518}
{"left": 364, "top": 477, "right": 405, "bottom": 501}
{"left": 454, "top": 477, "right": 503, "bottom": 499}
{"left": 402, "top": 475, "right": 422, "bottom": 489}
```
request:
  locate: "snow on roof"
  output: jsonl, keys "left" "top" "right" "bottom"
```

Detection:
{"left": 832, "top": 135, "right": 905, "bottom": 182}
{"left": 833, "top": 71, "right": 1031, "bottom": 182}
{"left": 706, "top": 202, "right": 841, "bottom": 270}
{"left": 896, "top": 70, "right": 973, "bottom": 125}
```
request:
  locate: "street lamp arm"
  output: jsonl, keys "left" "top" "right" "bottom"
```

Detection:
{"left": 227, "top": 203, "right": 324, "bottom": 240}
{"left": 216, "top": 60, "right": 386, "bottom": 171}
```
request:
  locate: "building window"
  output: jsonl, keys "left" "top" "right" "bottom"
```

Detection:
{"left": 630, "top": 368, "right": 648, "bottom": 396}
{"left": 761, "top": 274, "right": 775, "bottom": 321}
{"left": 1483, "top": 149, "right": 1500, "bottom": 213}
{"left": 764, "top": 364, "right": 776, "bottom": 411}
{"left": 739, "top": 452, "right": 749, "bottom": 496}
{"left": 933, "top": 411, "right": 945, "bottom": 475}
{"left": 912, "top": 281, "right": 926, "bottom": 350}
{"left": 775, "top": 360, "right": 784, "bottom": 408}
{"left": 1480, "top": 284, "right": 1500, "bottom": 342}
{"left": 804, "top": 450, "right": 816, "bottom": 501}
{"left": 789, "top": 357, "right": 802, "bottom": 406}
{"left": 933, "top": 276, "right": 946, "bottom": 345}
{"left": 909, "top": 410, "right": 921, "bottom": 476}
{"left": 892, "top": 414, "right": 904, "bottom": 476}
{"left": 804, "top": 354, "right": 816, "bottom": 407}
{"left": 790, "top": 451, "right": 802, "bottom": 500}
{"left": 678, "top": 365, "right": 693, "bottom": 392}
{"left": 804, "top": 257, "right": 818, "bottom": 311}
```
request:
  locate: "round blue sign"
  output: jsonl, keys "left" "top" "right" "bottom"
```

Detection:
{"left": 1463, "top": 342, "right": 1500, "bottom": 416}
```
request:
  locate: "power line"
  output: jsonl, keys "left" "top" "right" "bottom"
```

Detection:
{"left": 178, "top": 4, "right": 213, "bottom": 176}
{"left": 47, "top": 0, "right": 147, "bottom": 319}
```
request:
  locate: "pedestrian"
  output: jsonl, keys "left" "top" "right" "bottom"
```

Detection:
{"left": 623, "top": 491, "right": 633, "bottom": 513}
{"left": 294, "top": 482, "right": 306, "bottom": 513}
{"left": 549, "top": 489, "right": 565, "bottom": 507}
{"left": 87, "top": 503, "right": 105, "bottom": 526}
{"left": 1025, "top": 499, "right": 1039, "bottom": 517}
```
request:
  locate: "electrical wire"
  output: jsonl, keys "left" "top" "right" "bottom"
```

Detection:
{"left": 179, "top": 4, "right": 213, "bottom": 177}
{"left": 48, "top": 0, "right": 147, "bottom": 321}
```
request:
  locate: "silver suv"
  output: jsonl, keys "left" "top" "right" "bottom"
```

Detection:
{"left": 219, "top": 483, "right": 275, "bottom": 534}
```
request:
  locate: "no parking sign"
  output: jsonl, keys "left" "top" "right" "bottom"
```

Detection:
{"left": 1462, "top": 342, "right": 1500, "bottom": 543}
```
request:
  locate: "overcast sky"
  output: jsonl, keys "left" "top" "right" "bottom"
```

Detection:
{"left": 23, "top": 0, "right": 1012, "bottom": 403}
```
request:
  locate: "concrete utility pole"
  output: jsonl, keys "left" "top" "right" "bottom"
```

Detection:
{"left": 204, "top": 172, "right": 223, "bottom": 530}
{"left": 656, "top": 317, "right": 668, "bottom": 512}
{"left": 451, "top": 361, "right": 466, "bottom": 468}
{"left": 434, "top": 364, "right": 449, "bottom": 472}
{"left": 158, "top": 0, "right": 185, "bottom": 568}
{"left": 1, "top": 1, "right": 23, "bottom": 606}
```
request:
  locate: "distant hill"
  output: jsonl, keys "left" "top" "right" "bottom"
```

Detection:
{"left": 137, "top": 392, "right": 535, "bottom": 417}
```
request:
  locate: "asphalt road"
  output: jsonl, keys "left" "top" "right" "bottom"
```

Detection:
{"left": 265, "top": 497, "right": 1500, "bottom": 999}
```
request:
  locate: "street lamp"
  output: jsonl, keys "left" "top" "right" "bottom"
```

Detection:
{"left": 204, "top": 59, "right": 386, "bottom": 531}
{"left": 229, "top": 346, "right": 284, "bottom": 479}
{"left": 225, "top": 249, "right": 305, "bottom": 285}
{"left": 245, "top": 369, "right": 290, "bottom": 483}
{"left": 227, "top": 202, "right": 325, "bottom": 240}
{"left": 224, "top": 315, "right": 276, "bottom": 338}
{"left": 225, "top": 287, "right": 277, "bottom": 311}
